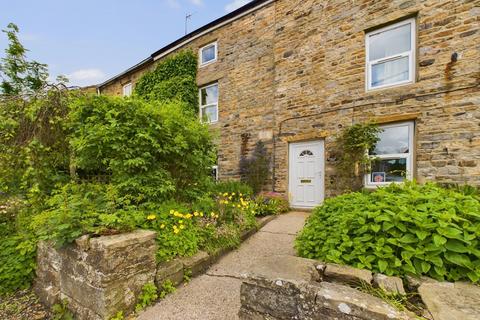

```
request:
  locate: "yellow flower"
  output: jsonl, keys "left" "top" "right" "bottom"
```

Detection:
{"left": 170, "top": 210, "right": 175, "bottom": 215}
{"left": 200, "top": 212, "right": 204, "bottom": 217}
{"left": 237, "top": 204, "right": 241, "bottom": 208}
{"left": 232, "top": 192, "right": 236, "bottom": 196}
{"left": 240, "top": 193, "right": 243, "bottom": 196}
{"left": 180, "top": 225, "right": 185, "bottom": 230}
{"left": 179, "top": 220, "right": 184, "bottom": 224}
{"left": 174, "top": 229, "right": 180, "bottom": 234}
{"left": 223, "top": 193, "right": 228, "bottom": 197}
{"left": 224, "top": 200, "right": 229, "bottom": 204}
{"left": 194, "top": 211, "right": 199, "bottom": 217}
{"left": 147, "top": 214, "right": 156, "bottom": 220}
{"left": 186, "top": 214, "right": 192, "bottom": 219}
{"left": 160, "top": 224, "right": 165, "bottom": 229}
{"left": 211, "top": 212, "right": 215, "bottom": 217}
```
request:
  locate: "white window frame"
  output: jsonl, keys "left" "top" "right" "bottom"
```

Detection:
{"left": 122, "top": 82, "right": 132, "bottom": 97}
{"left": 365, "top": 121, "right": 415, "bottom": 188}
{"left": 365, "top": 18, "right": 416, "bottom": 91}
{"left": 199, "top": 41, "right": 218, "bottom": 67}
{"left": 199, "top": 83, "right": 219, "bottom": 124}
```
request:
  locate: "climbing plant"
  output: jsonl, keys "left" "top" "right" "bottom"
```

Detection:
{"left": 240, "top": 141, "right": 270, "bottom": 194}
{"left": 134, "top": 50, "right": 198, "bottom": 114}
{"left": 333, "top": 122, "right": 382, "bottom": 192}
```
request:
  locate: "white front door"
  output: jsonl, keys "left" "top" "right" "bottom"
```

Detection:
{"left": 289, "top": 140, "right": 325, "bottom": 208}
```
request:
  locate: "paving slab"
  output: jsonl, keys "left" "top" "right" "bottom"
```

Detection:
{"left": 137, "top": 212, "right": 308, "bottom": 320}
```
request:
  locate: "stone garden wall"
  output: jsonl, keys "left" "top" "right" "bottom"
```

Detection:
{"left": 239, "top": 256, "right": 480, "bottom": 320}
{"left": 34, "top": 216, "right": 276, "bottom": 319}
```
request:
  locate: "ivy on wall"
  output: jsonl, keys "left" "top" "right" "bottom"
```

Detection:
{"left": 134, "top": 50, "right": 198, "bottom": 114}
{"left": 333, "top": 122, "right": 382, "bottom": 192}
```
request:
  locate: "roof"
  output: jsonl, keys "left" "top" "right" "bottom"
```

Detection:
{"left": 98, "top": 0, "right": 274, "bottom": 89}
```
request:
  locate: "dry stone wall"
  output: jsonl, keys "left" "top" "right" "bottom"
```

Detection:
{"left": 99, "top": 0, "right": 480, "bottom": 197}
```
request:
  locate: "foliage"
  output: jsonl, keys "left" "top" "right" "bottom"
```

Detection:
{"left": 0, "top": 234, "right": 37, "bottom": 296}
{"left": 52, "top": 299, "right": 74, "bottom": 320}
{"left": 212, "top": 180, "right": 254, "bottom": 198}
{"left": 32, "top": 183, "right": 141, "bottom": 246}
{"left": 255, "top": 192, "right": 290, "bottom": 216}
{"left": 240, "top": 141, "right": 270, "bottom": 194}
{"left": 134, "top": 50, "right": 198, "bottom": 114}
{"left": 135, "top": 283, "right": 158, "bottom": 312}
{"left": 357, "top": 282, "right": 422, "bottom": 314}
{"left": 158, "top": 280, "right": 176, "bottom": 299}
{"left": 296, "top": 182, "right": 480, "bottom": 283}
{"left": 109, "top": 311, "right": 124, "bottom": 320}
{"left": 333, "top": 122, "right": 382, "bottom": 192}
{"left": 0, "top": 23, "right": 48, "bottom": 96}
{"left": 68, "top": 95, "right": 216, "bottom": 203}
{"left": 0, "top": 197, "right": 37, "bottom": 296}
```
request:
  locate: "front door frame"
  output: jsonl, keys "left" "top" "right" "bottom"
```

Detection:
{"left": 288, "top": 140, "right": 325, "bottom": 209}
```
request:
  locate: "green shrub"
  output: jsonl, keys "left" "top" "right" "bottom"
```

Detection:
{"left": 0, "top": 234, "right": 36, "bottom": 295}
{"left": 255, "top": 192, "right": 290, "bottom": 216}
{"left": 296, "top": 182, "right": 480, "bottom": 283}
{"left": 68, "top": 95, "right": 216, "bottom": 203}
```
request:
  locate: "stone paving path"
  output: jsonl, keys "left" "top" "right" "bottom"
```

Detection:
{"left": 138, "top": 211, "right": 309, "bottom": 320}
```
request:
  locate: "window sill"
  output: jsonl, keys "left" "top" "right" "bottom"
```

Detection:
{"left": 199, "top": 59, "right": 217, "bottom": 68}
{"left": 366, "top": 80, "right": 415, "bottom": 93}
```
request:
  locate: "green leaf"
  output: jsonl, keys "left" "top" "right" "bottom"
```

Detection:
{"left": 378, "top": 260, "right": 388, "bottom": 273}
{"left": 445, "top": 240, "right": 469, "bottom": 253}
{"left": 433, "top": 235, "right": 447, "bottom": 246}
{"left": 444, "top": 252, "right": 474, "bottom": 270}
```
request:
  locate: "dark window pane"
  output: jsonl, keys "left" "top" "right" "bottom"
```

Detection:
{"left": 371, "top": 158, "right": 407, "bottom": 183}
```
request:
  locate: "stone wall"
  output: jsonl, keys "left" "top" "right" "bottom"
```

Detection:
{"left": 239, "top": 256, "right": 480, "bottom": 320}
{"left": 34, "top": 230, "right": 157, "bottom": 320}
{"left": 99, "top": 0, "right": 480, "bottom": 197}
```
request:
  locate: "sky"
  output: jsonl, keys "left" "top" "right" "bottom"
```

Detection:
{"left": 0, "top": 0, "right": 253, "bottom": 87}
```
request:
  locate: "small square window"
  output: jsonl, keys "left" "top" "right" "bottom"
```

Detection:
{"left": 199, "top": 83, "right": 218, "bottom": 123}
{"left": 366, "top": 18, "right": 416, "bottom": 90}
{"left": 123, "top": 82, "right": 132, "bottom": 97}
{"left": 199, "top": 42, "right": 217, "bottom": 67}
{"left": 365, "top": 121, "right": 415, "bottom": 187}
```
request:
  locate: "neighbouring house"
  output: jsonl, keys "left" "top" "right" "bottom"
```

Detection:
{"left": 97, "top": 0, "right": 480, "bottom": 209}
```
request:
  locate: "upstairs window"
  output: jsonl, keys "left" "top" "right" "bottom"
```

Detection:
{"left": 123, "top": 82, "right": 132, "bottom": 97}
{"left": 366, "top": 18, "right": 416, "bottom": 90}
{"left": 199, "top": 42, "right": 217, "bottom": 67}
{"left": 366, "top": 121, "right": 414, "bottom": 187}
{"left": 199, "top": 83, "right": 218, "bottom": 123}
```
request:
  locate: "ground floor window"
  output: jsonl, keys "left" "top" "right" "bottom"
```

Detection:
{"left": 366, "top": 121, "right": 414, "bottom": 187}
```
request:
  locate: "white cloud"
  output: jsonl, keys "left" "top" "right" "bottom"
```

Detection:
{"left": 190, "top": 0, "right": 203, "bottom": 6}
{"left": 66, "top": 68, "right": 106, "bottom": 87}
{"left": 225, "top": 0, "right": 252, "bottom": 12}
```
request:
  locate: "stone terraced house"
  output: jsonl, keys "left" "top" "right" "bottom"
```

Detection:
{"left": 97, "top": 0, "right": 480, "bottom": 209}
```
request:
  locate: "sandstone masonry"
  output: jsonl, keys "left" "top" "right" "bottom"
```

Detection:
{"left": 98, "top": 0, "right": 480, "bottom": 199}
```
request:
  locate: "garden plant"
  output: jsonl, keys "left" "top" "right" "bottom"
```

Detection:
{"left": 0, "top": 23, "right": 284, "bottom": 297}
{"left": 296, "top": 181, "right": 480, "bottom": 283}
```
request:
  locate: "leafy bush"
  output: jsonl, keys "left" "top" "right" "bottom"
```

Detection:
{"left": 255, "top": 192, "right": 290, "bottom": 216}
{"left": 68, "top": 95, "right": 216, "bottom": 203}
{"left": 134, "top": 50, "right": 198, "bottom": 113}
{"left": 296, "top": 182, "right": 480, "bottom": 283}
